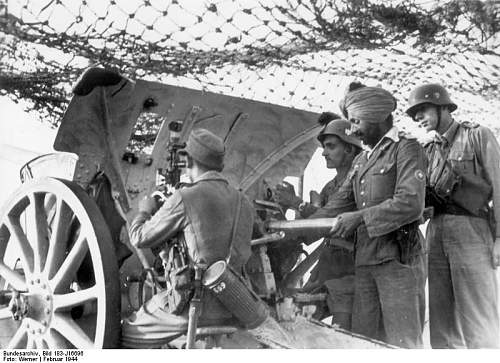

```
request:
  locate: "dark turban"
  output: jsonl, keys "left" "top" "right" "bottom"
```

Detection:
{"left": 339, "top": 86, "right": 397, "bottom": 124}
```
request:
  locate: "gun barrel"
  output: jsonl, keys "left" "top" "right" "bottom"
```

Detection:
{"left": 251, "top": 231, "right": 285, "bottom": 246}
{"left": 266, "top": 218, "right": 338, "bottom": 235}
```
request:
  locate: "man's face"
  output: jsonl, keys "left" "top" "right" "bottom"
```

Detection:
{"left": 350, "top": 119, "right": 381, "bottom": 148}
{"left": 411, "top": 103, "right": 439, "bottom": 132}
{"left": 321, "top": 135, "right": 348, "bottom": 169}
{"left": 179, "top": 153, "right": 193, "bottom": 182}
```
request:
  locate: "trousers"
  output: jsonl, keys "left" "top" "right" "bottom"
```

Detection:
{"left": 351, "top": 258, "right": 425, "bottom": 348}
{"left": 427, "top": 214, "right": 499, "bottom": 348}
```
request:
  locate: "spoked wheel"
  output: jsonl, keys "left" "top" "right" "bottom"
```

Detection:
{"left": 0, "top": 178, "right": 120, "bottom": 348}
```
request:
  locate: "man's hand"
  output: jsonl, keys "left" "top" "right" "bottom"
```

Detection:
{"left": 274, "top": 181, "right": 302, "bottom": 210}
{"left": 330, "top": 211, "right": 364, "bottom": 239}
{"left": 492, "top": 237, "right": 500, "bottom": 269}
{"left": 139, "top": 195, "right": 160, "bottom": 215}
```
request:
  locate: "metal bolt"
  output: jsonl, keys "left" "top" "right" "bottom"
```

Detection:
{"left": 37, "top": 328, "right": 42, "bottom": 334}
{"left": 36, "top": 279, "right": 40, "bottom": 284}
{"left": 31, "top": 330, "right": 36, "bottom": 334}
{"left": 45, "top": 295, "right": 51, "bottom": 301}
{"left": 30, "top": 280, "right": 34, "bottom": 285}
{"left": 41, "top": 321, "right": 47, "bottom": 326}
{"left": 26, "top": 323, "right": 30, "bottom": 329}
{"left": 45, "top": 308, "right": 51, "bottom": 315}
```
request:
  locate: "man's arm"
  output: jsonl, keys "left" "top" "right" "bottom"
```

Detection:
{"left": 129, "top": 191, "right": 186, "bottom": 249}
{"left": 309, "top": 186, "right": 356, "bottom": 219}
{"left": 472, "top": 126, "right": 500, "bottom": 267}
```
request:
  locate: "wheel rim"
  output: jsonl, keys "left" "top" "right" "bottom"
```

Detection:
{"left": 0, "top": 177, "right": 119, "bottom": 348}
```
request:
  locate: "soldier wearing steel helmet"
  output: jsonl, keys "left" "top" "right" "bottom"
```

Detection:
{"left": 321, "top": 82, "right": 427, "bottom": 348}
{"left": 274, "top": 112, "right": 362, "bottom": 330}
{"left": 407, "top": 83, "right": 500, "bottom": 348}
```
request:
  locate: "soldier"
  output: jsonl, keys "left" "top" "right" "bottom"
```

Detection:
{"left": 274, "top": 112, "right": 362, "bottom": 330}
{"left": 406, "top": 83, "right": 500, "bottom": 348}
{"left": 121, "top": 128, "right": 255, "bottom": 347}
{"left": 325, "top": 82, "right": 427, "bottom": 348}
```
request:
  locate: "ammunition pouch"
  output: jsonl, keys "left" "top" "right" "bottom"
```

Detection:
{"left": 426, "top": 138, "right": 492, "bottom": 218}
{"left": 394, "top": 221, "right": 422, "bottom": 266}
{"left": 163, "top": 241, "right": 194, "bottom": 315}
{"left": 451, "top": 173, "right": 492, "bottom": 217}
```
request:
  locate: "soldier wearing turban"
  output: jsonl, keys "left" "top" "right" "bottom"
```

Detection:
{"left": 322, "top": 82, "right": 427, "bottom": 348}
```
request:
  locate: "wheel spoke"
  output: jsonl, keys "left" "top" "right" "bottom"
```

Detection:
{"left": 0, "top": 307, "right": 12, "bottom": 320}
{"left": 0, "top": 225, "right": 9, "bottom": 259}
{"left": 45, "top": 330, "right": 72, "bottom": 349}
{"left": 34, "top": 337, "right": 48, "bottom": 349}
{"left": 53, "top": 286, "right": 98, "bottom": 311}
{"left": 44, "top": 198, "right": 73, "bottom": 280}
{"left": 5, "top": 217, "right": 34, "bottom": 276}
{"left": 52, "top": 313, "right": 94, "bottom": 349}
{"left": 6, "top": 324, "right": 27, "bottom": 348}
{"left": 49, "top": 235, "right": 88, "bottom": 293}
{"left": 26, "top": 335, "right": 36, "bottom": 349}
{"left": 0, "top": 262, "right": 27, "bottom": 291}
{"left": 28, "top": 193, "right": 49, "bottom": 274}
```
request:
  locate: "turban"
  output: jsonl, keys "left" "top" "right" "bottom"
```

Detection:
{"left": 339, "top": 86, "right": 397, "bottom": 124}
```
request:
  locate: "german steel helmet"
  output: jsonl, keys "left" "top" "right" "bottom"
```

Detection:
{"left": 317, "top": 118, "right": 362, "bottom": 149}
{"left": 406, "top": 83, "right": 457, "bottom": 117}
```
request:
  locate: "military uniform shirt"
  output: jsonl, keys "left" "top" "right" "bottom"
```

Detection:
{"left": 322, "top": 126, "right": 426, "bottom": 266}
{"left": 429, "top": 120, "right": 500, "bottom": 238}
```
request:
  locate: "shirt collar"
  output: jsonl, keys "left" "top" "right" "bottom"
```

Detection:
{"left": 366, "top": 126, "right": 399, "bottom": 159}
{"left": 439, "top": 119, "right": 459, "bottom": 146}
{"left": 192, "top": 170, "right": 228, "bottom": 184}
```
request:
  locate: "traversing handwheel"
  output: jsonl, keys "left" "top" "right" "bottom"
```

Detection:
{"left": 0, "top": 178, "right": 120, "bottom": 348}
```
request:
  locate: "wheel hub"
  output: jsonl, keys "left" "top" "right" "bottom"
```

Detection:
{"left": 25, "top": 276, "right": 53, "bottom": 335}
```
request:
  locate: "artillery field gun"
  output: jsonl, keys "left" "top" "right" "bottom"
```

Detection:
{"left": 0, "top": 68, "right": 390, "bottom": 349}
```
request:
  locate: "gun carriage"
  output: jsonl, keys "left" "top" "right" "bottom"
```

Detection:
{"left": 0, "top": 68, "right": 388, "bottom": 349}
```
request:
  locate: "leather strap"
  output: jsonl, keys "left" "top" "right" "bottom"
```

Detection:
{"left": 226, "top": 192, "right": 243, "bottom": 264}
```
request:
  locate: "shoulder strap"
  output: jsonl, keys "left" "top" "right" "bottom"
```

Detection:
{"left": 226, "top": 192, "right": 243, "bottom": 264}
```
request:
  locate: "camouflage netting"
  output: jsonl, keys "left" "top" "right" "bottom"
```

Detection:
{"left": 0, "top": 0, "right": 499, "bottom": 146}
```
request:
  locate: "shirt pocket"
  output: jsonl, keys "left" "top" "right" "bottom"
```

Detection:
{"left": 369, "top": 160, "right": 396, "bottom": 202}
{"left": 449, "top": 150, "right": 475, "bottom": 175}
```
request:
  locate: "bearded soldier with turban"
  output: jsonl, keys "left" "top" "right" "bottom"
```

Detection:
{"left": 321, "top": 82, "right": 427, "bottom": 348}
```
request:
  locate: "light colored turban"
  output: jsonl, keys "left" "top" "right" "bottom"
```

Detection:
{"left": 339, "top": 86, "right": 397, "bottom": 124}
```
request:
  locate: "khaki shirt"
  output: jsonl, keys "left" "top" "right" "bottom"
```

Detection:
{"left": 299, "top": 174, "right": 353, "bottom": 218}
{"left": 429, "top": 120, "right": 500, "bottom": 238}
{"left": 322, "top": 127, "right": 426, "bottom": 266}
{"left": 130, "top": 171, "right": 253, "bottom": 266}
{"left": 297, "top": 174, "right": 357, "bottom": 247}
{"left": 129, "top": 171, "right": 254, "bottom": 320}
